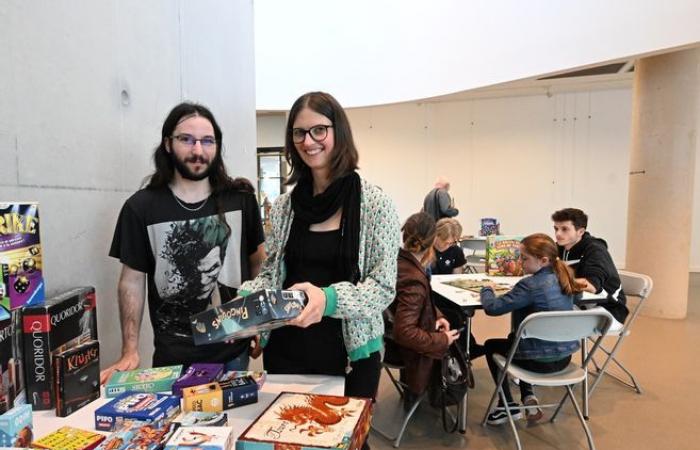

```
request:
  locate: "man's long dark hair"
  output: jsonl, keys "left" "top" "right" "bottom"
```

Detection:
{"left": 145, "top": 102, "right": 253, "bottom": 237}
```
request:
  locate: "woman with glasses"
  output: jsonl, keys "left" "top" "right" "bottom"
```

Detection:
{"left": 240, "top": 92, "right": 400, "bottom": 437}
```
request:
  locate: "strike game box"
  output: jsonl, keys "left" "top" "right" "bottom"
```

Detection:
{"left": 0, "top": 202, "right": 45, "bottom": 313}
{"left": 191, "top": 289, "right": 306, "bottom": 344}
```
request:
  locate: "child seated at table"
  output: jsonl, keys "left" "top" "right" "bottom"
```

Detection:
{"left": 481, "top": 233, "right": 583, "bottom": 426}
{"left": 431, "top": 218, "right": 466, "bottom": 275}
{"left": 387, "top": 212, "right": 460, "bottom": 408}
{"left": 430, "top": 218, "right": 486, "bottom": 359}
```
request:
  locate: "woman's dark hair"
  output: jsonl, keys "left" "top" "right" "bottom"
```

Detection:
{"left": 145, "top": 102, "right": 252, "bottom": 236}
{"left": 520, "top": 233, "right": 582, "bottom": 295}
{"left": 402, "top": 212, "right": 436, "bottom": 266}
{"left": 284, "top": 92, "right": 359, "bottom": 185}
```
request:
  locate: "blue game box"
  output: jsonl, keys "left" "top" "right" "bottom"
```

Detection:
{"left": 94, "top": 392, "right": 180, "bottom": 432}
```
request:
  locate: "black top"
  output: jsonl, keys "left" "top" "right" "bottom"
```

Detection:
{"left": 559, "top": 232, "right": 628, "bottom": 323}
{"left": 264, "top": 229, "right": 347, "bottom": 375}
{"left": 109, "top": 186, "right": 265, "bottom": 367}
{"left": 431, "top": 245, "right": 466, "bottom": 275}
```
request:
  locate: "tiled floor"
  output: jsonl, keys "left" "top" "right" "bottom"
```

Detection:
{"left": 369, "top": 273, "right": 699, "bottom": 449}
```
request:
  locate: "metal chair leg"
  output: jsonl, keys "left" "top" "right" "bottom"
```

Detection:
{"left": 566, "top": 385, "right": 597, "bottom": 450}
{"left": 588, "top": 333, "right": 642, "bottom": 395}
{"left": 499, "top": 387, "right": 522, "bottom": 450}
{"left": 384, "top": 366, "right": 405, "bottom": 398}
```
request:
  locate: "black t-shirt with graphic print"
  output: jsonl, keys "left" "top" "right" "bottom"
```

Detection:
{"left": 109, "top": 186, "right": 265, "bottom": 367}
{"left": 431, "top": 245, "right": 466, "bottom": 275}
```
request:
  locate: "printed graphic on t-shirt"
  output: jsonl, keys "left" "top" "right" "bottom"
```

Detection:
{"left": 147, "top": 211, "right": 242, "bottom": 335}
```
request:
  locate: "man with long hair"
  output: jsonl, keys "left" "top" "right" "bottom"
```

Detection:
{"left": 100, "top": 103, "right": 266, "bottom": 383}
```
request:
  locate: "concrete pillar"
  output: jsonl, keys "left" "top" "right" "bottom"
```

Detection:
{"left": 626, "top": 47, "right": 700, "bottom": 319}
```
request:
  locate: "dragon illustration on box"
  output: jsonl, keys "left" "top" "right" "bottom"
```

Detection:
{"left": 276, "top": 395, "right": 354, "bottom": 436}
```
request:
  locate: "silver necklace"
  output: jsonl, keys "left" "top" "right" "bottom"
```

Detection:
{"left": 172, "top": 191, "right": 210, "bottom": 212}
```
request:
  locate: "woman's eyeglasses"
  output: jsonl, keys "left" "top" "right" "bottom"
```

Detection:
{"left": 291, "top": 125, "right": 333, "bottom": 144}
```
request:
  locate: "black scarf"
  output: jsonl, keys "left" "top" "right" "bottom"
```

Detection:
{"left": 287, "top": 171, "right": 362, "bottom": 284}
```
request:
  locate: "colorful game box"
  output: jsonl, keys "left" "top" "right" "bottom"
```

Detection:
{"left": 94, "top": 392, "right": 181, "bottom": 432}
{"left": 486, "top": 235, "right": 524, "bottom": 276}
{"left": 479, "top": 217, "right": 500, "bottom": 237}
{"left": 0, "top": 403, "right": 32, "bottom": 448}
{"left": 190, "top": 290, "right": 306, "bottom": 344}
{"left": 22, "top": 286, "right": 98, "bottom": 410}
{"left": 95, "top": 419, "right": 180, "bottom": 450}
{"left": 174, "top": 411, "right": 228, "bottom": 427}
{"left": 165, "top": 426, "right": 233, "bottom": 450}
{"left": 105, "top": 365, "right": 183, "bottom": 398}
{"left": 0, "top": 309, "right": 21, "bottom": 413}
{"left": 54, "top": 340, "right": 100, "bottom": 417}
{"left": 218, "top": 370, "right": 266, "bottom": 390}
{"left": 236, "top": 392, "right": 372, "bottom": 450}
{"left": 182, "top": 376, "right": 258, "bottom": 413}
{"left": 171, "top": 363, "right": 223, "bottom": 397}
{"left": 0, "top": 202, "right": 45, "bottom": 313}
{"left": 33, "top": 425, "right": 105, "bottom": 450}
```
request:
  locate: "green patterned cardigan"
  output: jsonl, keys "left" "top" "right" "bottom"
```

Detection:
{"left": 240, "top": 177, "right": 401, "bottom": 361}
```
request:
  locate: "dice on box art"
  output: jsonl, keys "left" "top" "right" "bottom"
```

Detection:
{"left": 0, "top": 202, "right": 45, "bottom": 313}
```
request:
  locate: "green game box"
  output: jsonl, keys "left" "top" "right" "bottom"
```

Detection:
{"left": 105, "top": 365, "right": 183, "bottom": 398}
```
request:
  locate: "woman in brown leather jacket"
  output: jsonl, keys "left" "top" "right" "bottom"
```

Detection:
{"left": 389, "top": 212, "right": 460, "bottom": 397}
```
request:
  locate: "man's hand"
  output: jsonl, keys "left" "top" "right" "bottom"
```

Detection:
{"left": 287, "top": 282, "right": 326, "bottom": 328}
{"left": 100, "top": 351, "right": 139, "bottom": 385}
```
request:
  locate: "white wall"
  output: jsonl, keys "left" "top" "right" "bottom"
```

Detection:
{"left": 0, "top": 0, "right": 257, "bottom": 367}
{"left": 692, "top": 112, "right": 700, "bottom": 271}
{"left": 348, "top": 89, "right": 633, "bottom": 266}
{"left": 255, "top": 0, "right": 700, "bottom": 110}
{"left": 256, "top": 114, "right": 286, "bottom": 148}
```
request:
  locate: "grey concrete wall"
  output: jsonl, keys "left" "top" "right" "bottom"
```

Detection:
{"left": 0, "top": 0, "right": 256, "bottom": 367}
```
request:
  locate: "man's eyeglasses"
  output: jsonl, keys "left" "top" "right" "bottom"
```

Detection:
{"left": 291, "top": 125, "right": 333, "bottom": 144}
{"left": 171, "top": 134, "right": 217, "bottom": 149}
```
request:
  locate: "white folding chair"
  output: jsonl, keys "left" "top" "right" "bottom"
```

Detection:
{"left": 480, "top": 310, "right": 614, "bottom": 450}
{"left": 464, "top": 254, "right": 486, "bottom": 273}
{"left": 587, "top": 270, "right": 653, "bottom": 395}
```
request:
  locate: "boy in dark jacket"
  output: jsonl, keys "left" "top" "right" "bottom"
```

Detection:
{"left": 551, "top": 208, "right": 628, "bottom": 325}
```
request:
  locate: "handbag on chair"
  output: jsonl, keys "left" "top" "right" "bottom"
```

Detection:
{"left": 429, "top": 342, "right": 473, "bottom": 432}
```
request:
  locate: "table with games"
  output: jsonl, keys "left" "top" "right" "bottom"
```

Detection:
{"left": 31, "top": 374, "right": 345, "bottom": 446}
{"left": 430, "top": 273, "right": 608, "bottom": 430}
